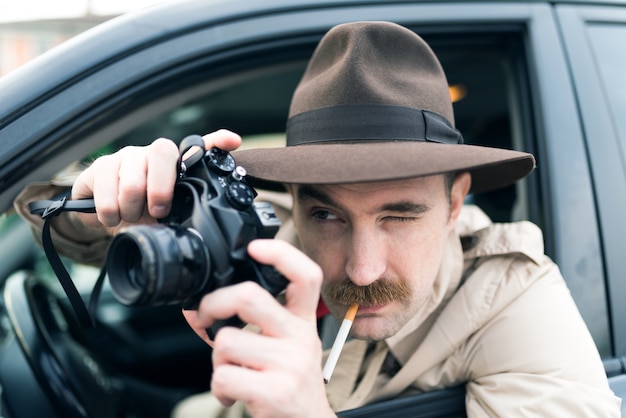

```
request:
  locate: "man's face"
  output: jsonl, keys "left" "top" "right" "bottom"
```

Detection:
{"left": 290, "top": 174, "right": 467, "bottom": 341}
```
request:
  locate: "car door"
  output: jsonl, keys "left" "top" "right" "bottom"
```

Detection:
{"left": 556, "top": 2, "right": 626, "bottom": 406}
{"left": 0, "top": 0, "right": 622, "bottom": 416}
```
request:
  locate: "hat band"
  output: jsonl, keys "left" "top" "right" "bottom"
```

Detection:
{"left": 286, "top": 104, "right": 463, "bottom": 146}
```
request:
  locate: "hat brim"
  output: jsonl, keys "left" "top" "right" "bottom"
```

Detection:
{"left": 233, "top": 142, "right": 535, "bottom": 194}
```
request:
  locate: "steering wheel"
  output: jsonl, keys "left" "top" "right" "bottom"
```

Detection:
{"left": 0, "top": 272, "right": 126, "bottom": 417}
{"left": 0, "top": 272, "right": 196, "bottom": 418}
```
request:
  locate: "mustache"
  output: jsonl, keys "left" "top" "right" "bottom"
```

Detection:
{"left": 323, "top": 278, "right": 411, "bottom": 306}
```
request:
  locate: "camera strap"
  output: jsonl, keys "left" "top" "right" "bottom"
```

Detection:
{"left": 28, "top": 196, "right": 105, "bottom": 328}
{"left": 177, "top": 134, "right": 206, "bottom": 175}
{"left": 28, "top": 136, "right": 208, "bottom": 328}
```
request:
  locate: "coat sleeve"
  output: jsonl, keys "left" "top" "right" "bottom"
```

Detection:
{"left": 14, "top": 178, "right": 113, "bottom": 266}
{"left": 462, "top": 258, "right": 621, "bottom": 417}
{"left": 13, "top": 181, "right": 296, "bottom": 267}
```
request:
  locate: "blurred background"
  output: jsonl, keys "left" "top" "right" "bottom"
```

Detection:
{"left": 0, "top": 0, "right": 166, "bottom": 76}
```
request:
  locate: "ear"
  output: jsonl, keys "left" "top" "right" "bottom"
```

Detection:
{"left": 448, "top": 172, "right": 471, "bottom": 227}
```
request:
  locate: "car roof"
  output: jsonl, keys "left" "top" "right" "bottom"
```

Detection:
{"left": 2, "top": 0, "right": 625, "bottom": 122}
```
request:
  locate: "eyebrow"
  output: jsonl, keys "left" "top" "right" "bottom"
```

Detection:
{"left": 297, "top": 185, "right": 337, "bottom": 207}
{"left": 379, "top": 201, "right": 430, "bottom": 214}
{"left": 296, "top": 185, "right": 431, "bottom": 215}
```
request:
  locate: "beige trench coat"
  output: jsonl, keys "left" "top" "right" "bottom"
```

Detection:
{"left": 14, "top": 185, "right": 622, "bottom": 417}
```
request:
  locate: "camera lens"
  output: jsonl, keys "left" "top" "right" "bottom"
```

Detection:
{"left": 106, "top": 224, "right": 210, "bottom": 307}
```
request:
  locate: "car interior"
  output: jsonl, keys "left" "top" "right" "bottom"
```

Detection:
{"left": 0, "top": 24, "right": 554, "bottom": 418}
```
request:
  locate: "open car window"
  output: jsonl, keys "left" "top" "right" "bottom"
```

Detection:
{"left": 32, "top": 27, "right": 537, "bottom": 317}
{"left": 84, "top": 29, "right": 535, "bottom": 223}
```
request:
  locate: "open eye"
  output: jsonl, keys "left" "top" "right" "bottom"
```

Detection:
{"left": 312, "top": 209, "right": 339, "bottom": 221}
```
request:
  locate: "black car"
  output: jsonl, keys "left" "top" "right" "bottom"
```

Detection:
{"left": 0, "top": 0, "right": 625, "bottom": 416}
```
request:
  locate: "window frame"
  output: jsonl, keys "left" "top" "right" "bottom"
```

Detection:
{"left": 0, "top": 0, "right": 611, "bottom": 365}
{"left": 557, "top": 4, "right": 626, "bottom": 360}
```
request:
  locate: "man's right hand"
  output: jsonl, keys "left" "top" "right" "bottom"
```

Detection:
{"left": 70, "top": 129, "right": 242, "bottom": 236}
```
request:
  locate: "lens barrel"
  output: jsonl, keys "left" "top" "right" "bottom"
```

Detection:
{"left": 106, "top": 224, "right": 210, "bottom": 306}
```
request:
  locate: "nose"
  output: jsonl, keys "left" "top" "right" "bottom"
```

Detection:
{"left": 345, "top": 227, "right": 387, "bottom": 287}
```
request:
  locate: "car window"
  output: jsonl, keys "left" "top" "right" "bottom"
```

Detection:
{"left": 106, "top": 62, "right": 306, "bottom": 152}
{"left": 48, "top": 29, "right": 535, "bottom": 279}
{"left": 21, "top": 26, "right": 541, "bottom": 343}
{"left": 93, "top": 30, "right": 533, "bottom": 225}
{"left": 586, "top": 24, "right": 626, "bottom": 159}
{"left": 430, "top": 33, "right": 533, "bottom": 226}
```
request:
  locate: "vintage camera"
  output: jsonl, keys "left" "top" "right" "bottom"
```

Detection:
{"left": 105, "top": 135, "right": 286, "bottom": 334}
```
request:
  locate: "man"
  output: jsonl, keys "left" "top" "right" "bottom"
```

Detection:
{"left": 15, "top": 21, "right": 620, "bottom": 417}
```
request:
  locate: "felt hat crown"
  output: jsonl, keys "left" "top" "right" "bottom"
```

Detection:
{"left": 233, "top": 21, "right": 535, "bottom": 193}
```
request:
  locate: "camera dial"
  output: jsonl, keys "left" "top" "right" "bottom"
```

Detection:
{"left": 226, "top": 182, "right": 255, "bottom": 210}
{"left": 207, "top": 147, "right": 236, "bottom": 175}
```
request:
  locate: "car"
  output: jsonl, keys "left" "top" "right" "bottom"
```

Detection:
{"left": 0, "top": 0, "right": 625, "bottom": 416}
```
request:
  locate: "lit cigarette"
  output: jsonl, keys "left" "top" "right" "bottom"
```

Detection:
{"left": 322, "top": 303, "right": 359, "bottom": 384}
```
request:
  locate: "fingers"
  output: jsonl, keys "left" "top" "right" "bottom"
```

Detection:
{"left": 181, "top": 309, "right": 214, "bottom": 347}
{"left": 212, "top": 327, "right": 294, "bottom": 371}
{"left": 210, "top": 362, "right": 312, "bottom": 411}
{"left": 182, "top": 236, "right": 331, "bottom": 416}
{"left": 116, "top": 146, "right": 149, "bottom": 222}
{"left": 211, "top": 365, "right": 316, "bottom": 413}
{"left": 202, "top": 129, "right": 242, "bottom": 152}
{"left": 69, "top": 129, "right": 242, "bottom": 229}
{"left": 74, "top": 153, "right": 125, "bottom": 226}
{"left": 197, "top": 281, "right": 291, "bottom": 339}
{"left": 194, "top": 240, "right": 323, "bottom": 336}
{"left": 145, "top": 138, "right": 179, "bottom": 218}
{"left": 210, "top": 308, "right": 328, "bottom": 417}
{"left": 71, "top": 140, "right": 177, "bottom": 227}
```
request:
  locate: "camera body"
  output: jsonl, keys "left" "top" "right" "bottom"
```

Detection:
{"left": 105, "top": 135, "right": 286, "bottom": 333}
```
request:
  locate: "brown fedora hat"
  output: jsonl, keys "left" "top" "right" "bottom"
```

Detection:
{"left": 233, "top": 21, "right": 535, "bottom": 194}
